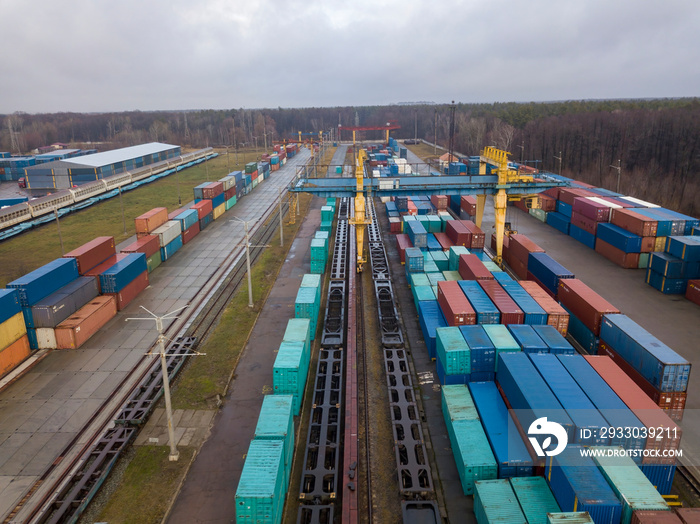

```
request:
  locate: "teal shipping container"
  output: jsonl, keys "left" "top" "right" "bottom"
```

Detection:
{"left": 482, "top": 324, "right": 520, "bottom": 371}
{"left": 589, "top": 446, "right": 669, "bottom": 523}
{"left": 547, "top": 513, "right": 594, "bottom": 523}
{"left": 294, "top": 287, "right": 319, "bottom": 340}
{"left": 426, "top": 272, "right": 446, "bottom": 287}
{"left": 436, "top": 327, "right": 471, "bottom": 375}
{"left": 449, "top": 419, "right": 498, "bottom": 495}
{"left": 310, "top": 238, "right": 327, "bottom": 261}
{"left": 273, "top": 341, "right": 309, "bottom": 416}
{"left": 282, "top": 318, "right": 311, "bottom": 359}
{"left": 411, "top": 273, "right": 431, "bottom": 288}
{"left": 431, "top": 250, "right": 449, "bottom": 272}
{"left": 226, "top": 195, "right": 237, "bottom": 210}
{"left": 300, "top": 273, "right": 322, "bottom": 303}
{"left": 449, "top": 246, "right": 470, "bottom": 271}
{"left": 442, "top": 270, "right": 461, "bottom": 281}
{"left": 254, "top": 395, "right": 295, "bottom": 480}
{"left": 510, "top": 477, "right": 560, "bottom": 524}
{"left": 310, "top": 259, "right": 325, "bottom": 274}
{"left": 321, "top": 205, "right": 334, "bottom": 222}
{"left": 320, "top": 220, "right": 332, "bottom": 233}
{"left": 474, "top": 479, "right": 527, "bottom": 523}
{"left": 441, "top": 385, "right": 479, "bottom": 425}
{"left": 235, "top": 439, "right": 286, "bottom": 524}
{"left": 413, "top": 285, "right": 435, "bottom": 310}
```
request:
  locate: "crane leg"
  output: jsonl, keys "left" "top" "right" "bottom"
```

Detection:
{"left": 475, "top": 194, "right": 486, "bottom": 229}
{"left": 494, "top": 189, "right": 507, "bottom": 266}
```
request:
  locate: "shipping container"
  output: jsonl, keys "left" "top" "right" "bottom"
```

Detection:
{"left": 483, "top": 324, "right": 520, "bottom": 371}
{"left": 134, "top": 207, "right": 168, "bottom": 235}
{"left": 600, "top": 314, "right": 690, "bottom": 392}
{"left": 294, "top": 287, "right": 319, "bottom": 340}
{"left": 640, "top": 463, "right": 676, "bottom": 496}
{"left": 508, "top": 324, "right": 549, "bottom": 354}
{"left": 595, "top": 238, "right": 640, "bottom": 268}
{"left": 572, "top": 197, "right": 613, "bottom": 222}
{"left": 448, "top": 246, "right": 470, "bottom": 271}
{"left": 527, "top": 252, "right": 574, "bottom": 298}
{"left": 146, "top": 251, "right": 162, "bottom": 273}
{"left": 282, "top": 318, "right": 311, "bottom": 359}
{"left": 499, "top": 280, "right": 548, "bottom": 325}
{"left": 63, "top": 236, "right": 115, "bottom": 274}
{"left": 547, "top": 513, "right": 595, "bottom": 523}
{"left": 547, "top": 211, "right": 572, "bottom": 236}
{"left": 462, "top": 221, "right": 485, "bottom": 249}
{"left": 469, "top": 381, "right": 534, "bottom": 478}
{"left": 193, "top": 182, "right": 210, "bottom": 200}
{"left": 437, "top": 281, "right": 476, "bottom": 326}
{"left": 8, "top": 258, "right": 79, "bottom": 307}
{"left": 631, "top": 511, "right": 682, "bottom": 524}
{"left": 597, "top": 223, "right": 643, "bottom": 253}
{"left": 557, "top": 278, "right": 619, "bottom": 336}
{"left": 406, "top": 220, "right": 428, "bottom": 248}
{"left": 510, "top": 476, "right": 560, "bottom": 524}
{"left": 666, "top": 236, "right": 700, "bottom": 262}
{"left": 446, "top": 220, "right": 472, "bottom": 247}
{"left": 192, "top": 199, "right": 213, "bottom": 220}
{"left": 30, "top": 276, "right": 99, "bottom": 327}
{"left": 0, "top": 289, "right": 21, "bottom": 325}
{"left": 532, "top": 325, "right": 574, "bottom": 355}
{"left": 160, "top": 235, "right": 184, "bottom": 262}
{"left": 152, "top": 220, "right": 182, "bottom": 248}
{"left": 509, "top": 234, "right": 545, "bottom": 267}
{"left": 676, "top": 508, "right": 700, "bottom": 523}
{"left": 273, "top": 341, "right": 308, "bottom": 416}
{"left": 99, "top": 253, "right": 147, "bottom": 294}
{"left": 545, "top": 446, "right": 623, "bottom": 523}
{"left": 0, "top": 312, "right": 26, "bottom": 350}
{"left": 459, "top": 325, "right": 496, "bottom": 374}
{"left": 519, "top": 281, "right": 569, "bottom": 335}
{"left": 590, "top": 447, "right": 670, "bottom": 523}
{"left": 254, "top": 394, "right": 295, "bottom": 469}
{"left": 448, "top": 419, "right": 498, "bottom": 495}
{"left": 106, "top": 271, "right": 148, "bottom": 311}
{"left": 413, "top": 285, "right": 435, "bottom": 310}
{"left": 436, "top": 327, "right": 471, "bottom": 375}
{"left": 54, "top": 296, "right": 117, "bottom": 349}
{"left": 473, "top": 479, "right": 527, "bottom": 523}
{"left": 478, "top": 280, "right": 525, "bottom": 325}
{"left": 173, "top": 209, "right": 199, "bottom": 232}
{"left": 120, "top": 234, "right": 160, "bottom": 259}
{"left": 181, "top": 221, "right": 200, "bottom": 245}
{"left": 459, "top": 254, "right": 494, "bottom": 281}
{"left": 235, "top": 439, "right": 286, "bottom": 524}
{"left": 611, "top": 208, "right": 658, "bottom": 237}
{"left": 0, "top": 335, "right": 31, "bottom": 377}
{"left": 396, "top": 234, "right": 412, "bottom": 263}
{"left": 213, "top": 203, "right": 226, "bottom": 220}
{"left": 442, "top": 384, "right": 479, "bottom": 422}
{"left": 561, "top": 304, "right": 599, "bottom": 354}
{"left": 569, "top": 224, "right": 597, "bottom": 250}
{"left": 458, "top": 280, "right": 500, "bottom": 324}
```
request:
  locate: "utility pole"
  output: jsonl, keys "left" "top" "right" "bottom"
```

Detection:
{"left": 119, "top": 187, "right": 127, "bottom": 234}
{"left": 278, "top": 187, "right": 284, "bottom": 247}
{"left": 517, "top": 141, "right": 524, "bottom": 163}
{"left": 55, "top": 209, "right": 64, "bottom": 255}
{"left": 448, "top": 101, "right": 456, "bottom": 172}
{"left": 126, "top": 306, "right": 203, "bottom": 462}
{"left": 230, "top": 218, "right": 269, "bottom": 308}
{"left": 414, "top": 111, "right": 417, "bottom": 143}
{"left": 553, "top": 151, "right": 563, "bottom": 176}
{"left": 610, "top": 159, "right": 622, "bottom": 193}
{"left": 433, "top": 110, "right": 437, "bottom": 156}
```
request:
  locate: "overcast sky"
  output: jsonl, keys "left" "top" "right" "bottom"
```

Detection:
{"left": 2, "top": 0, "right": 698, "bottom": 114}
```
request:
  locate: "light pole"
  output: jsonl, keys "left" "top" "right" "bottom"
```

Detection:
{"left": 516, "top": 141, "right": 525, "bottom": 164}
{"left": 278, "top": 187, "right": 284, "bottom": 247}
{"left": 119, "top": 187, "right": 127, "bottom": 235}
{"left": 610, "top": 159, "right": 622, "bottom": 193}
{"left": 553, "top": 151, "right": 562, "bottom": 176}
{"left": 54, "top": 209, "right": 64, "bottom": 255}
{"left": 230, "top": 217, "right": 269, "bottom": 308}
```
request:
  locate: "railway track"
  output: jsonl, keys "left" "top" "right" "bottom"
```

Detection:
{"left": 11, "top": 187, "right": 295, "bottom": 524}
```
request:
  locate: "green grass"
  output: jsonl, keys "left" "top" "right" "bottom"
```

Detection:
{"left": 0, "top": 148, "right": 261, "bottom": 287}
{"left": 95, "top": 446, "right": 195, "bottom": 524}
{"left": 404, "top": 141, "right": 444, "bottom": 163}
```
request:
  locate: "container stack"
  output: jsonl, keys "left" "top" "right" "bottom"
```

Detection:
{"left": 135, "top": 207, "right": 169, "bottom": 238}
{"left": 235, "top": 439, "right": 287, "bottom": 524}
{"left": 435, "top": 326, "right": 471, "bottom": 384}
{"left": 510, "top": 476, "right": 560, "bottom": 522}
{"left": 295, "top": 286, "right": 319, "bottom": 341}
{"left": 192, "top": 199, "right": 214, "bottom": 230}
{"left": 646, "top": 236, "right": 700, "bottom": 294}
{"left": 121, "top": 234, "right": 162, "bottom": 272}
{"left": 473, "top": 479, "right": 527, "bottom": 523}
{"left": 273, "top": 318, "right": 311, "bottom": 415}
{"left": 253, "top": 394, "right": 295, "bottom": 484}
{"left": 0, "top": 289, "right": 30, "bottom": 377}
{"left": 507, "top": 234, "right": 545, "bottom": 280}
{"left": 320, "top": 205, "right": 334, "bottom": 233}
{"left": 53, "top": 296, "right": 118, "bottom": 349}
{"left": 173, "top": 209, "right": 200, "bottom": 246}
{"left": 63, "top": 236, "right": 116, "bottom": 274}
{"left": 153, "top": 220, "right": 183, "bottom": 262}
{"left": 99, "top": 253, "right": 148, "bottom": 310}
{"left": 309, "top": 238, "right": 327, "bottom": 274}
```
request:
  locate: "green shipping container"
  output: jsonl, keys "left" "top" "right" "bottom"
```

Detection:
{"left": 430, "top": 251, "right": 449, "bottom": 272}
{"left": 310, "top": 239, "right": 327, "bottom": 261}
{"left": 442, "top": 270, "right": 462, "bottom": 281}
{"left": 321, "top": 205, "right": 334, "bottom": 222}
{"left": 413, "top": 285, "right": 435, "bottom": 311}
{"left": 300, "top": 274, "right": 322, "bottom": 303}
{"left": 482, "top": 260, "right": 502, "bottom": 273}
{"left": 146, "top": 251, "right": 162, "bottom": 273}
{"left": 273, "top": 341, "right": 308, "bottom": 416}
{"left": 294, "top": 286, "right": 319, "bottom": 339}
{"left": 235, "top": 439, "right": 286, "bottom": 524}
{"left": 314, "top": 230, "right": 330, "bottom": 241}
{"left": 427, "top": 214, "right": 443, "bottom": 233}
{"left": 424, "top": 260, "right": 440, "bottom": 274}
{"left": 426, "top": 272, "right": 446, "bottom": 287}
{"left": 410, "top": 273, "right": 430, "bottom": 288}
{"left": 283, "top": 318, "right": 311, "bottom": 358}
{"left": 530, "top": 207, "right": 548, "bottom": 222}
{"left": 254, "top": 395, "right": 295, "bottom": 477}
{"left": 450, "top": 419, "right": 497, "bottom": 495}
{"left": 320, "top": 220, "right": 332, "bottom": 233}
{"left": 449, "top": 246, "right": 471, "bottom": 271}
{"left": 310, "top": 260, "right": 325, "bottom": 274}
{"left": 510, "top": 477, "right": 560, "bottom": 524}
{"left": 546, "top": 513, "right": 594, "bottom": 524}
{"left": 441, "top": 385, "right": 479, "bottom": 424}
{"left": 226, "top": 195, "right": 237, "bottom": 210}
{"left": 474, "top": 479, "right": 527, "bottom": 523}
{"left": 436, "top": 327, "right": 471, "bottom": 375}
{"left": 482, "top": 324, "right": 520, "bottom": 371}
{"left": 589, "top": 447, "right": 670, "bottom": 523}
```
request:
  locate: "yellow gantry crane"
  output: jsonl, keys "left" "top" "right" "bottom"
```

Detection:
{"left": 348, "top": 148, "right": 372, "bottom": 272}
{"left": 479, "top": 146, "right": 541, "bottom": 265}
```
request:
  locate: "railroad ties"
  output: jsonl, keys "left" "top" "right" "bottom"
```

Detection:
{"left": 298, "top": 198, "right": 350, "bottom": 523}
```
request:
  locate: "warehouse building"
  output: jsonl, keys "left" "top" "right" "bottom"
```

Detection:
{"left": 23, "top": 142, "right": 182, "bottom": 193}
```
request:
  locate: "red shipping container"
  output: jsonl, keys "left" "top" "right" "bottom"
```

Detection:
{"left": 458, "top": 254, "right": 494, "bottom": 281}
{"left": 446, "top": 220, "right": 471, "bottom": 246}
{"left": 598, "top": 341, "right": 686, "bottom": 421}
{"left": 436, "top": 280, "right": 476, "bottom": 326}
{"left": 64, "top": 236, "right": 116, "bottom": 275}
{"left": 570, "top": 211, "right": 599, "bottom": 235}
{"left": 202, "top": 182, "right": 224, "bottom": 199}
{"left": 430, "top": 194, "right": 448, "bottom": 211}
{"left": 610, "top": 208, "right": 658, "bottom": 237}
{"left": 461, "top": 195, "right": 477, "bottom": 216}
{"left": 537, "top": 194, "right": 557, "bottom": 212}
{"left": 572, "top": 197, "right": 612, "bottom": 222}
{"left": 121, "top": 235, "right": 160, "bottom": 259}
{"left": 509, "top": 257, "right": 529, "bottom": 280}
{"left": 407, "top": 201, "right": 417, "bottom": 215}
{"left": 542, "top": 187, "right": 561, "bottom": 200}
{"left": 509, "top": 234, "right": 544, "bottom": 266}
{"left": 478, "top": 280, "right": 524, "bottom": 325}
{"left": 107, "top": 271, "right": 149, "bottom": 311}
{"left": 84, "top": 253, "right": 128, "bottom": 277}
{"left": 631, "top": 512, "right": 683, "bottom": 524}
{"left": 168, "top": 207, "right": 190, "bottom": 220}
{"left": 519, "top": 280, "right": 569, "bottom": 336}
{"left": 677, "top": 509, "right": 700, "bottom": 524}
{"left": 251, "top": 171, "right": 258, "bottom": 180}
{"left": 0, "top": 335, "right": 31, "bottom": 378}
{"left": 491, "top": 233, "right": 510, "bottom": 264}
{"left": 595, "top": 238, "right": 640, "bottom": 269}
{"left": 135, "top": 207, "right": 168, "bottom": 235}
{"left": 461, "top": 221, "right": 485, "bottom": 249}
{"left": 513, "top": 199, "right": 529, "bottom": 212}
{"left": 389, "top": 217, "right": 402, "bottom": 234}
{"left": 433, "top": 232, "right": 454, "bottom": 251}
{"left": 558, "top": 188, "right": 597, "bottom": 207}
{"left": 686, "top": 280, "right": 700, "bottom": 306}
{"left": 640, "top": 237, "right": 656, "bottom": 253}
{"left": 55, "top": 296, "right": 118, "bottom": 349}
{"left": 584, "top": 356, "right": 681, "bottom": 464}
{"left": 557, "top": 278, "right": 619, "bottom": 335}
{"left": 396, "top": 234, "right": 412, "bottom": 263}
{"left": 181, "top": 221, "right": 201, "bottom": 245}
{"left": 224, "top": 187, "right": 236, "bottom": 200}
{"left": 192, "top": 199, "right": 213, "bottom": 220}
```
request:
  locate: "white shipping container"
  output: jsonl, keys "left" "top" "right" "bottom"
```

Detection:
{"left": 219, "top": 176, "right": 236, "bottom": 191}
{"left": 36, "top": 327, "right": 56, "bottom": 349}
{"left": 152, "top": 220, "right": 182, "bottom": 247}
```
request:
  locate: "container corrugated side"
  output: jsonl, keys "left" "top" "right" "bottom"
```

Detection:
{"left": 0, "top": 312, "right": 27, "bottom": 350}
{"left": 482, "top": 324, "right": 520, "bottom": 371}
{"left": 531, "top": 325, "right": 574, "bottom": 355}
{"left": 272, "top": 341, "right": 308, "bottom": 416}
{"left": 557, "top": 278, "right": 619, "bottom": 336}
{"left": 235, "top": 439, "right": 286, "bottom": 524}
{"left": 254, "top": 394, "right": 295, "bottom": 469}
{"left": 469, "top": 381, "right": 533, "bottom": 478}
{"left": 437, "top": 280, "right": 476, "bottom": 326}
{"left": 478, "top": 280, "right": 524, "bottom": 325}
{"left": 459, "top": 324, "right": 496, "bottom": 374}
{"left": 436, "top": 327, "right": 471, "bottom": 375}
{"left": 500, "top": 280, "right": 548, "bottom": 325}
{"left": 546, "top": 446, "right": 622, "bottom": 522}
{"left": 160, "top": 235, "right": 184, "bottom": 261}
{"left": 0, "top": 335, "right": 31, "bottom": 377}
{"left": 99, "top": 253, "right": 147, "bottom": 294}
{"left": 441, "top": 385, "right": 479, "bottom": 423}
{"left": 448, "top": 246, "right": 470, "bottom": 271}
{"left": 8, "top": 258, "right": 79, "bottom": 307}
{"left": 413, "top": 285, "right": 435, "bottom": 310}
{"left": 152, "top": 220, "right": 182, "bottom": 248}
{"left": 599, "top": 314, "right": 690, "bottom": 392}
{"left": 676, "top": 508, "right": 700, "bottom": 523}
{"left": 473, "top": 479, "right": 527, "bottom": 523}
{"left": 529, "top": 354, "right": 610, "bottom": 446}
{"left": 120, "top": 234, "right": 160, "bottom": 258}
{"left": 510, "top": 476, "right": 560, "bottom": 524}
{"left": 631, "top": 511, "right": 682, "bottom": 524}
{"left": 589, "top": 447, "right": 670, "bottom": 523}
{"left": 63, "top": 236, "right": 115, "bottom": 274}
{"left": 31, "top": 276, "right": 99, "bottom": 327}
{"left": 0, "top": 289, "right": 21, "bottom": 325}
{"left": 294, "top": 287, "right": 318, "bottom": 340}
{"left": 282, "top": 318, "right": 311, "bottom": 360}
{"left": 449, "top": 419, "right": 497, "bottom": 495}
{"left": 527, "top": 252, "right": 575, "bottom": 297}
{"left": 54, "top": 296, "right": 117, "bottom": 349}
{"left": 418, "top": 300, "right": 447, "bottom": 360}
{"left": 507, "top": 324, "right": 549, "bottom": 353}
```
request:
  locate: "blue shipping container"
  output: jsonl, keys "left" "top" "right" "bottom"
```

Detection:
{"left": 459, "top": 325, "right": 495, "bottom": 374}
{"left": 600, "top": 314, "right": 690, "bottom": 392}
{"left": 406, "top": 220, "right": 427, "bottom": 248}
{"left": 569, "top": 224, "right": 596, "bottom": 249}
{"left": 458, "top": 280, "right": 500, "bottom": 324}
{"left": 596, "top": 223, "right": 642, "bottom": 253}
{"left": 199, "top": 211, "right": 213, "bottom": 230}
{"left": 557, "top": 200, "right": 573, "bottom": 218}
{"left": 99, "top": 253, "right": 147, "bottom": 294}
{"left": 666, "top": 235, "right": 700, "bottom": 262}
{"left": 8, "top": 258, "right": 79, "bottom": 307}
{"left": 469, "top": 381, "right": 533, "bottom": 478}
{"left": 160, "top": 235, "right": 184, "bottom": 262}
{"left": 561, "top": 304, "right": 599, "bottom": 354}
{"left": 174, "top": 209, "right": 199, "bottom": 231}
{"left": 508, "top": 324, "right": 549, "bottom": 354}
{"left": 492, "top": 272, "right": 513, "bottom": 283}
{"left": 500, "top": 280, "right": 548, "bottom": 325}
{"left": 547, "top": 211, "right": 571, "bottom": 235}
{"left": 531, "top": 325, "right": 575, "bottom": 355}
{"left": 527, "top": 252, "right": 575, "bottom": 297}
{"left": 418, "top": 300, "right": 447, "bottom": 360}
{"left": 0, "top": 288, "right": 21, "bottom": 325}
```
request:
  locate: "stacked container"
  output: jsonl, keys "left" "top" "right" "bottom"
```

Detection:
{"left": 473, "top": 480, "right": 527, "bottom": 523}
{"left": 499, "top": 280, "right": 547, "bottom": 325}
{"left": 459, "top": 325, "right": 496, "bottom": 380}
{"left": 153, "top": 220, "right": 183, "bottom": 261}
{"left": 458, "top": 254, "right": 493, "bottom": 281}
{"left": 507, "top": 325, "right": 549, "bottom": 354}
{"left": 437, "top": 281, "right": 476, "bottom": 327}
{"left": 445, "top": 415, "right": 497, "bottom": 494}
{"left": 254, "top": 394, "right": 295, "bottom": 481}
{"left": 483, "top": 324, "right": 520, "bottom": 371}
{"left": 510, "top": 476, "right": 560, "bottom": 524}
{"left": 135, "top": 207, "right": 168, "bottom": 238}
{"left": 63, "top": 236, "right": 116, "bottom": 274}
{"left": 518, "top": 281, "right": 569, "bottom": 335}
{"left": 174, "top": 209, "right": 200, "bottom": 245}
{"left": 458, "top": 280, "right": 500, "bottom": 324}
{"left": 121, "top": 235, "right": 162, "bottom": 272}
{"left": 446, "top": 220, "right": 472, "bottom": 248}
{"left": 508, "top": 234, "right": 545, "bottom": 279}
{"left": 0, "top": 289, "right": 30, "bottom": 376}
{"left": 54, "top": 296, "right": 118, "bottom": 349}
{"left": 294, "top": 287, "right": 319, "bottom": 340}
{"left": 478, "top": 280, "right": 524, "bottom": 325}
{"left": 448, "top": 246, "right": 470, "bottom": 271}
{"left": 235, "top": 439, "right": 286, "bottom": 524}
{"left": 310, "top": 238, "right": 327, "bottom": 274}
{"left": 527, "top": 252, "right": 574, "bottom": 299}
{"left": 417, "top": 300, "right": 447, "bottom": 360}
{"left": 193, "top": 199, "right": 214, "bottom": 230}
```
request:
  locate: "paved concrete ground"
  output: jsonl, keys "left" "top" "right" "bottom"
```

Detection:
{"left": 166, "top": 196, "right": 324, "bottom": 524}
{"left": 0, "top": 150, "right": 310, "bottom": 522}
{"left": 0, "top": 182, "right": 27, "bottom": 200}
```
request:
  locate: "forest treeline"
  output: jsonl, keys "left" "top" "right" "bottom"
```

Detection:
{"left": 1, "top": 98, "right": 698, "bottom": 215}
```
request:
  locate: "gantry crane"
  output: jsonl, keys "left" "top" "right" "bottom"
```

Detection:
{"left": 347, "top": 148, "right": 372, "bottom": 272}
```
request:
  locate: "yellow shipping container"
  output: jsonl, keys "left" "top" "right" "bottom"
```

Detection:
{"left": 213, "top": 203, "right": 226, "bottom": 220}
{"left": 654, "top": 236, "right": 666, "bottom": 252}
{"left": 1, "top": 335, "right": 31, "bottom": 377}
{"left": 0, "top": 312, "right": 26, "bottom": 350}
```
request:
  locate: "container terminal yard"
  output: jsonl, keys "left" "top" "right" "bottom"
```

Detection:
{"left": 0, "top": 135, "right": 700, "bottom": 524}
